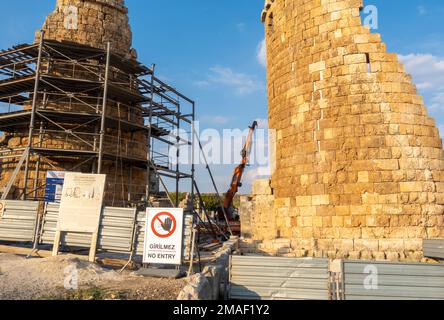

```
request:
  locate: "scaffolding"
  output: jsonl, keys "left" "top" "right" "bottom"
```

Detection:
{"left": 0, "top": 33, "right": 195, "bottom": 208}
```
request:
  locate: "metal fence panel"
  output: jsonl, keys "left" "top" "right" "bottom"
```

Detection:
{"left": 134, "top": 211, "right": 193, "bottom": 261}
{"left": 229, "top": 256, "right": 330, "bottom": 300}
{"left": 343, "top": 260, "right": 444, "bottom": 300}
{"left": 40, "top": 202, "right": 61, "bottom": 244}
{"left": 134, "top": 211, "right": 146, "bottom": 257}
{"left": 98, "top": 207, "right": 137, "bottom": 253}
{"left": 424, "top": 239, "right": 444, "bottom": 260}
{"left": 0, "top": 201, "right": 39, "bottom": 243}
{"left": 40, "top": 204, "right": 136, "bottom": 254}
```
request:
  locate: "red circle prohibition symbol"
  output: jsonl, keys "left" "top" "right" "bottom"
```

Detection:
{"left": 151, "top": 212, "right": 177, "bottom": 238}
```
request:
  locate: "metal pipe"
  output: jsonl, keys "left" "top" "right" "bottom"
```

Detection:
{"left": 97, "top": 42, "right": 111, "bottom": 174}
{"left": 23, "top": 30, "right": 44, "bottom": 200}
{"left": 191, "top": 102, "right": 196, "bottom": 222}
{"left": 187, "top": 228, "right": 197, "bottom": 276}
{"left": 152, "top": 75, "right": 195, "bottom": 104}
{"left": 128, "top": 145, "right": 133, "bottom": 205}
{"left": 193, "top": 180, "right": 228, "bottom": 241}
{"left": 193, "top": 127, "right": 233, "bottom": 235}
{"left": 175, "top": 100, "right": 181, "bottom": 207}
{"left": 145, "top": 64, "right": 155, "bottom": 207}
{"left": 0, "top": 44, "right": 39, "bottom": 58}
{"left": 33, "top": 90, "right": 48, "bottom": 199}
{"left": 33, "top": 120, "right": 45, "bottom": 199}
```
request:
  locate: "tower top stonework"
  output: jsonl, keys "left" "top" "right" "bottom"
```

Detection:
{"left": 37, "top": 0, "right": 133, "bottom": 55}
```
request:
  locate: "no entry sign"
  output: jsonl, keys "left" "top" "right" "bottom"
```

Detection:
{"left": 143, "top": 208, "right": 184, "bottom": 265}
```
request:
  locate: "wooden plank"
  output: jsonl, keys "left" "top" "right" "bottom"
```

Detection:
{"left": 52, "top": 230, "right": 61, "bottom": 257}
{"left": 89, "top": 232, "right": 99, "bottom": 262}
{"left": 0, "top": 244, "right": 51, "bottom": 258}
{"left": 199, "top": 242, "right": 222, "bottom": 252}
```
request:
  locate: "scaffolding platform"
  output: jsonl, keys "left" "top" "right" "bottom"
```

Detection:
{"left": 0, "top": 37, "right": 195, "bottom": 208}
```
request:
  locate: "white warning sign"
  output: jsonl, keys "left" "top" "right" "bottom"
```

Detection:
{"left": 143, "top": 208, "right": 184, "bottom": 265}
{"left": 58, "top": 173, "right": 106, "bottom": 233}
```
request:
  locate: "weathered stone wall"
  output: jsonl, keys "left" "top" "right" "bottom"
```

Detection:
{"left": 240, "top": 180, "right": 275, "bottom": 240}
{"left": 242, "top": 0, "right": 444, "bottom": 261}
{"left": 37, "top": 0, "right": 133, "bottom": 56}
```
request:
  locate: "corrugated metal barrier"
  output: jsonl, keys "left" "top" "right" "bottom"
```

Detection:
{"left": 0, "top": 201, "right": 39, "bottom": 243}
{"left": 134, "top": 211, "right": 194, "bottom": 261}
{"left": 40, "top": 203, "right": 137, "bottom": 254}
{"left": 1, "top": 200, "right": 194, "bottom": 264}
{"left": 229, "top": 256, "right": 330, "bottom": 300}
{"left": 98, "top": 207, "right": 137, "bottom": 253}
{"left": 423, "top": 239, "right": 444, "bottom": 260}
{"left": 342, "top": 260, "right": 444, "bottom": 300}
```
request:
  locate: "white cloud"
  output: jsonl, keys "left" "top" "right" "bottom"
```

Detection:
{"left": 399, "top": 54, "right": 444, "bottom": 89}
{"left": 431, "top": 92, "right": 444, "bottom": 110}
{"left": 255, "top": 118, "right": 268, "bottom": 129}
{"left": 257, "top": 38, "right": 267, "bottom": 67}
{"left": 242, "top": 166, "right": 271, "bottom": 191}
{"left": 439, "top": 124, "right": 444, "bottom": 138}
{"left": 236, "top": 23, "right": 246, "bottom": 32}
{"left": 418, "top": 6, "right": 427, "bottom": 15}
{"left": 191, "top": 123, "right": 273, "bottom": 193}
{"left": 399, "top": 53, "right": 444, "bottom": 110}
{"left": 197, "top": 66, "right": 264, "bottom": 95}
{"left": 200, "top": 115, "right": 230, "bottom": 125}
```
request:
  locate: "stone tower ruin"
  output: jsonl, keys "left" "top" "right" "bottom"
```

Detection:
{"left": 37, "top": 0, "right": 133, "bottom": 56}
{"left": 0, "top": 0, "right": 178, "bottom": 206}
{"left": 241, "top": 0, "right": 444, "bottom": 261}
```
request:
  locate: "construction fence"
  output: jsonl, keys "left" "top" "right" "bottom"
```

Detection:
{"left": 341, "top": 260, "right": 444, "bottom": 300}
{"left": 0, "top": 200, "right": 194, "bottom": 262}
{"left": 229, "top": 256, "right": 330, "bottom": 300}
{"left": 423, "top": 239, "right": 444, "bottom": 260}
{"left": 229, "top": 255, "right": 444, "bottom": 301}
{"left": 0, "top": 201, "right": 40, "bottom": 243}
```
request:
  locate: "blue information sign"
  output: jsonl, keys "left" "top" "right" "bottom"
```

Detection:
{"left": 45, "top": 171, "right": 66, "bottom": 203}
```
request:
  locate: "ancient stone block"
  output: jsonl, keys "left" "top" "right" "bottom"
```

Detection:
{"left": 252, "top": 179, "right": 273, "bottom": 195}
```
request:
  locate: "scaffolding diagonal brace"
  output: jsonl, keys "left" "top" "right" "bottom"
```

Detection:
{"left": 1, "top": 147, "right": 30, "bottom": 200}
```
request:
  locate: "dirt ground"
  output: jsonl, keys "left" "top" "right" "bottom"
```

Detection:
{"left": 0, "top": 253, "right": 186, "bottom": 300}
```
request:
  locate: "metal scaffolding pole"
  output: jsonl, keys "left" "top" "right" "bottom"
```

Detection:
{"left": 145, "top": 64, "right": 155, "bottom": 206}
{"left": 175, "top": 101, "right": 181, "bottom": 207}
{"left": 97, "top": 42, "right": 111, "bottom": 174}
{"left": 191, "top": 102, "right": 196, "bottom": 217}
{"left": 128, "top": 131, "right": 134, "bottom": 205}
{"left": 33, "top": 120, "right": 45, "bottom": 199}
{"left": 23, "top": 30, "right": 44, "bottom": 200}
{"left": 193, "top": 127, "right": 233, "bottom": 235}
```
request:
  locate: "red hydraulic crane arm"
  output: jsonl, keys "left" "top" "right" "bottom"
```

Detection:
{"left": 223, "top": 121, "right": 258, "bottom": 210}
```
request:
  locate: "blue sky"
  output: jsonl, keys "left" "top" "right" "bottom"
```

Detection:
{"left": 1, "top": 1, "right": 443, "bottom": 194}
